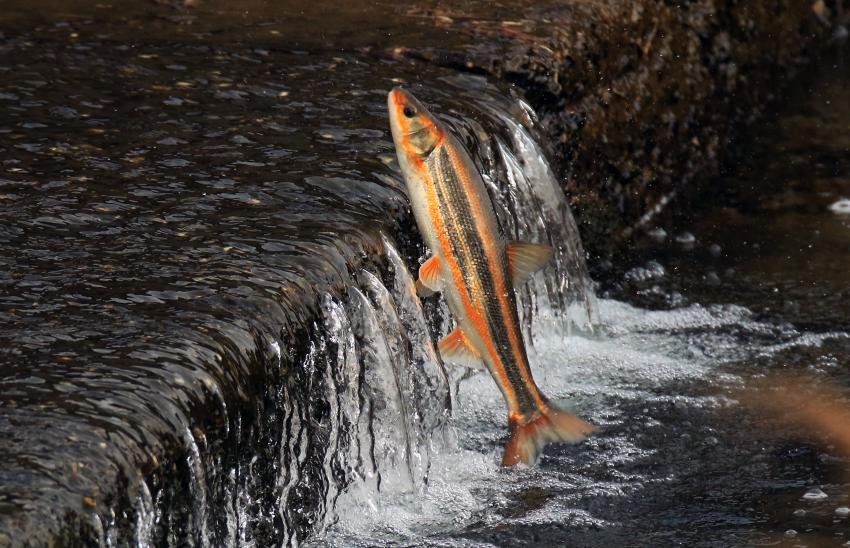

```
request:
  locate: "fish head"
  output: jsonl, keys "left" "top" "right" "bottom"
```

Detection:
{"left": 387, "top": 87, "right": 444, "bottom": 165}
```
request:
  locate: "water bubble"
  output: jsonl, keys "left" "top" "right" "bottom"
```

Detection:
{"left": 828, "top": 198, "right": 850, "bottom": 214}
{"left": 708, "top": 243, "right": 722, "bottom": 257}
{"left": 646, "top": 227, "right": 667, "bottom": 242}
{"left": 801, "top": 488, "right": 828, "bottom": 501}
{"left": 675, "top": 232, "right": 696, "bottom": 247}
{"left": 624, "top": 261, "right": 666, "bottom": 283}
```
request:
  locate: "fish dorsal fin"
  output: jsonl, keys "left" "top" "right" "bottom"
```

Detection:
{"left": 507, "top": 241, "right": 552, "bottom": 286}
{"left": 417, "top": 256, "right": 443, "bottom": 296}
{"left": 438, "top": 328, "right": 484, "bottom": 370}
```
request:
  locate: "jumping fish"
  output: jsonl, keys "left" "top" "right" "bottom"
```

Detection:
{"left": 387, "top": 87, "right": 595, "bottom": 466}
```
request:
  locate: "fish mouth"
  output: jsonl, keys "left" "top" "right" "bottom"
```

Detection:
{"left": 388, "top": 86, "right": 411, "bottom": 108}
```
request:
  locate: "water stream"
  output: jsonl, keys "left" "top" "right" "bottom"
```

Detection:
{"left": 1, "top": 10, "right": 849, "bottom": 548}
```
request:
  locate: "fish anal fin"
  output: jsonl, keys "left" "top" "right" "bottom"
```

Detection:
{"left": 507, "top": 242, "right": 552, "bottom": 287}
{"left": 437, "top": 328, "right": 483, "bottom": 370}
{"left": 418, "top": 256, "right": 443, "bottom": 294}
{"left": 501, "top": 404, "right": 596, "bottom": 466}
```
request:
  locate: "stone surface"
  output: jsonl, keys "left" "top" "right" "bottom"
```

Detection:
{"left": 387, "top": 1, "right": 849, "bottom": 257}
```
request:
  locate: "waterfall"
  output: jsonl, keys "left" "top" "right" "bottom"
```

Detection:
{"left": 3, "top": 42, "right": 595, "bottom": 544}
{"left": 299, "top": 76, "right": 599, "bottom": 544}
{"left": 226, "top": 76, "right": 594, "bottom": 546}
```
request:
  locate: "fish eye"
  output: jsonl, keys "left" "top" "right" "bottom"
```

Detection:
{"left": 403, "top": 105, "right": 416, "bottom": 118}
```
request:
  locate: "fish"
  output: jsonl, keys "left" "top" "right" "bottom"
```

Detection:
{"left": 387, "top": 87, "right": 595, "bottom": 466}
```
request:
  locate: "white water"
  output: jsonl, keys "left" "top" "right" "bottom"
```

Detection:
{"left": 322, "top": 298, "right": 844, "bottom": 546}
{"left": 316, "top": 89, "right": 848, "bottom": 534}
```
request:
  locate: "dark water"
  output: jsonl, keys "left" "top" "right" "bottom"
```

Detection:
{"left": 1, "top": 4, "right": 850, "bottom": 548}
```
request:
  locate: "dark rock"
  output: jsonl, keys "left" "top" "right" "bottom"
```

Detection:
{"left": 387, "top": 1, "right": 846, "bottom": 258}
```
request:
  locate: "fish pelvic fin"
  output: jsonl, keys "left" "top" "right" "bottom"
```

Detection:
{"left": 507, "top": 242, "right": 552, "bottom": 287}
{"left": 501, "top": 403, "right": 596, "bottom": 466}
{"left": 438, "top": 327, "right": 484, "bottom": 370}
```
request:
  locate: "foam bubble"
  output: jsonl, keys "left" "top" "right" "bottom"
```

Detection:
{"left": 828, "top": 198, "right": 850, "bottom": 214}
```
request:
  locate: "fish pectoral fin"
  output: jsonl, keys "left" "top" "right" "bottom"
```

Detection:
{"left": 437, "top": 328, "right": 484, "bottom": 370}
{"left": 417, "top": 255, "right": 443, "bottom": 294}
{"left": 507, "top": 241, "right": 552, "bottom": 287}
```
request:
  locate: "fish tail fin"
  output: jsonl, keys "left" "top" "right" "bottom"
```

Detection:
{"left": 502, "top": 403, "right": 595, "bottom": 466}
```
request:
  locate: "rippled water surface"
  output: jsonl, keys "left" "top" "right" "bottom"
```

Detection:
{"left": 1, "top": 5, "right": 850, "bottom": 548}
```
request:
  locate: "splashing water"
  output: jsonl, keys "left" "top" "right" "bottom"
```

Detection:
{"left": 323, "top": 296, "right": 849, "bottom": 546}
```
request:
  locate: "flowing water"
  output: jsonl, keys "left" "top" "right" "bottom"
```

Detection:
{"left": 1, "top": 6, "right": 850, "bottom": 548}
{"left": 323, "top": 53, "right": 850, "bottom": 547}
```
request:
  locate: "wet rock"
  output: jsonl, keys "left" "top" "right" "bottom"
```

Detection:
{"left": 390, "top": 1, "right": 845, "bottom": 258}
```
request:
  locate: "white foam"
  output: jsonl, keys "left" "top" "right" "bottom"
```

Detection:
{"left": 320, "top": 297, "right": 850, "bottom": 546}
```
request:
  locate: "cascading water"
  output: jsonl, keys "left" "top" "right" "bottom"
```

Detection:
{"left": 0, "top": 30, "right": 599, "bottom": 546}
{"left": 264, "top": 76, "right": 602, "bottom": 543}
{"left": 298, "top": 77, "right": 602, "bottom": 542}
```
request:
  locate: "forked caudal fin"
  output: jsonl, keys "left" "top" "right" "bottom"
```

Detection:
{"left": 502, "top": 403, "right": 596, "bottom": 466}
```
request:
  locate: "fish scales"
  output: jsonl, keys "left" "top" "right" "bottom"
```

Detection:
{"left": 428, "top": 146, "right": 539, "bottom": 414}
